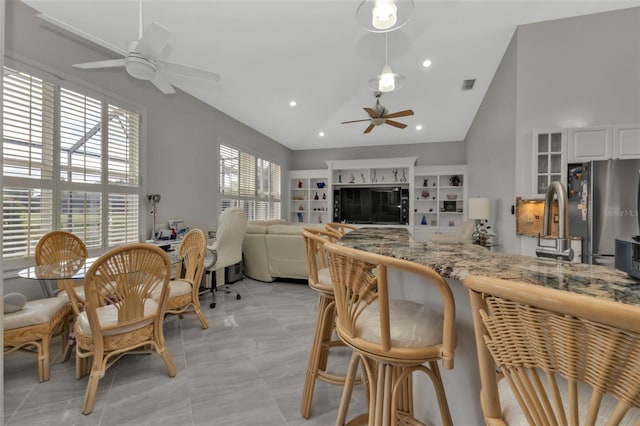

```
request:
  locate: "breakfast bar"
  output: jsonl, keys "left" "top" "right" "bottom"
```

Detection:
{"left": 338, "top": 227, "right": 640, "bottom": 425}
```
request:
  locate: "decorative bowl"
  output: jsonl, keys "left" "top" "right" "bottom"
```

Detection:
{"left": 446, "top": 194, "right": 457, "bottom": 200}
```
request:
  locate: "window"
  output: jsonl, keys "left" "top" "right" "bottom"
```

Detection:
{"left": 219, "top": 143, "right": 281, "bottom": 220}
{"left": 2, "top": 65, "right": 141, "bottom": 262}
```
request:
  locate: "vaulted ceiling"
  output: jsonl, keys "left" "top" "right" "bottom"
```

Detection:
{"left": 21, "top": 0, "right": 640, "bottom": 150}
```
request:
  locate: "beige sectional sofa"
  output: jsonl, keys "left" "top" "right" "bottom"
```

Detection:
{"left": 242, "top": 219, "right": 317, "bottom": 282}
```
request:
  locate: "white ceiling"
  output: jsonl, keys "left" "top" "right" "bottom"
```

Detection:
{"left": 22, "top": 0, "right": 640, "bottom": 150}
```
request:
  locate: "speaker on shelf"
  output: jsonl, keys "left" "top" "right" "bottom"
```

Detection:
{"left": 333, "top": 189, "right": 341, "bottom": 222}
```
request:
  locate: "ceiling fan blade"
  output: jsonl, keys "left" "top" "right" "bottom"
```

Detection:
{"left": 37, "top": 14, "right": 127, "bottom": 56}
{"left": 364, "top": 107, "right": 379, "bottom": 118}
{"left": 135, "top": 22, "right": 171, "bottom": 60}
{"left": 74, "top": 59, "right": 126, "bottom": 70}
{"left": 385, "top": 120, "right": 408, "bottom": 129}
{"left": 341, "top": 119, "right": 373, "bottom": 124}
{"left": 384, "top": 109, "right": 415, "bottom": 119}
{"left": 364, "top": 124, "right": 376, "bottom": 134}
{"left": 157, "top": 61, "right": 221, "bottom": 82}
{"left": 151, "top": 72, "right": 176, "bottom": 95}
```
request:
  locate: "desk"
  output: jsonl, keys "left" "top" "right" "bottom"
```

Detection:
{"left": 338, "top": 227, "right": 640, "bottom": 425}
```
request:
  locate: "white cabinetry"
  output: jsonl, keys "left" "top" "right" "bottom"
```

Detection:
{"left": 412, "top": 165, "right": 467, "bottom": 242}
{"left": 288, "top": 170, "right": 329, "bottom": 224}
{"left": 568, "top": 126, "right": 612, "bottom": 162}
{"left": 532, "top": 129, "right": 566, "bottom": 197}
{"left": 613, "top": 124, "right": 640, "bottom": 159}
{"left": 568, "top": 124, "right": 640, "bottom": 161}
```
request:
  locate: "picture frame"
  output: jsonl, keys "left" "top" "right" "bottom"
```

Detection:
{"left": 443, "top": 201, "right": 456, "bottom": 212}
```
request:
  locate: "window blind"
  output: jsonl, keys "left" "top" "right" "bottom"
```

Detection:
{"left": 218, "top": 143, "right": 281, "bottom": 220}
{"left": 2, "top": 65, "right": 142, "bottom": 262}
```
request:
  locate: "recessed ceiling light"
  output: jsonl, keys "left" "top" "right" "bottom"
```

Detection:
{"left": 416, "top": 124, "right": 423, "bottom": 131}
{"left": 422, "top": 59, "right": 432, "bottom": 68}
{"left": 289, "top": 100, "right": 297, "bottom": 107}
{"left": 318, "top": 132, "right": 325, "bottom": 137}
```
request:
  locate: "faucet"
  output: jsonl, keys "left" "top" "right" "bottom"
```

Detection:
{"left": 536, "top": 181, "right": 574, "bottom": 261}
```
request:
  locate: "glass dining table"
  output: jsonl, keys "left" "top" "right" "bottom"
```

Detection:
{"left": 19, "top": 251, "right": 181, "bottom": 298}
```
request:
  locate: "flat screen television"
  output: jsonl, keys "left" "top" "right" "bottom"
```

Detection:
{"left": 334, "top": 186, "right": 409, "bottom": 224}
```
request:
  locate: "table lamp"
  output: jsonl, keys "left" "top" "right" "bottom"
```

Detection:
{"left": 468, "top": 197, "right": 490, "bottom": 246}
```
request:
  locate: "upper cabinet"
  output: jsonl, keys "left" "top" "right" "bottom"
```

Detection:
{"left": 613, "top": 124, "right": 640, "bottom": 160}
{"left": 533, "top": 129, "right": 566, "bottom": 197}
{"left": 568, "top": 126, "right": 612, "bottom": 162}
{"left": 568, "top": 124, "right": 640, "bottom": 163}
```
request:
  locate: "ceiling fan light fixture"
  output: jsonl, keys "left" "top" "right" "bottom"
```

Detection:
{"left": 356, "top": 0, "right": 415, "bottom": 33}
{"left": 125, "top": 55, "right": 156, "bottom": 81}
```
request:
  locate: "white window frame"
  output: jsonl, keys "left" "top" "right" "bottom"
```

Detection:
{"left": 2, "top": 57, "right": 145, "bottom": 271}
{"left": 218, "top": 140, "right": 281, "bottom": 220}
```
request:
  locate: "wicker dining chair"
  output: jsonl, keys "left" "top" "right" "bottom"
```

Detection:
{"left": 300, "top": 227, "right": 357, "bottom": 419}
{"left": 74, "top": 243, "right": 176, "bottom": 414}
{"left": 35, "top": 230, "right": 87, "bottom": 360}
{"left": 325, "top": 223, "right": 358, "bottom": 238}
{"left": 3, "top": 297, "right": 71, "bottom": 382}
{"left": 464, "top": 275, "right": 640, "bottom": 425}
{"left": 162, "top": 228, "right": 209, "bottom": 329}
{"left": 36, "top": 230, "right": 89, "bottom": 313}
{"left": 324, "top": 242, "right": 456, "bottom": 426}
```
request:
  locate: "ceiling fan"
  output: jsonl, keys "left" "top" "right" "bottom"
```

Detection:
{"left": 341, "top": 92, "right": 414, "bottom": 134}
{"left": 36, "top": 2, "right": 220, "bottom": 95}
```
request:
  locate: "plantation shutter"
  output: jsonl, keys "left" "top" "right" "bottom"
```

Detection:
{"left": 59, "top": 88, "right": 102, "bottom": 184}
{"left": 2, "top": 67, "right": 55, "bottom": 259}
{"left": 218, "top": 142, "right": 280, "bottom": 219}
{"left": 107, "top": 104, "right": 140, "bottom": 186}
{"left": 108, "top": 193, "right": 139, "bottom": 246}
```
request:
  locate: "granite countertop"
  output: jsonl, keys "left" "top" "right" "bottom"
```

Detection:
{"left": 339, "top": 227, "right": 640, "bottom": 307}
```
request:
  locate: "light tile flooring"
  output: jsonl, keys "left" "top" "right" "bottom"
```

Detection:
{"left": 3, "top": 279, "right": 367, "bottom": 425}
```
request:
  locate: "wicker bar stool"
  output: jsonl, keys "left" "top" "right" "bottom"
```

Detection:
{"left": 464, "top": 275, "right": 640, "bottom": 425}
{"left": 326, "top": 223, "right": 358, "bottom": 238}
{"left": 300, "top": 227, "right": 362, "bottom": 419}
{"left": 325, "top": 242, "right": 456, "bottom": 426}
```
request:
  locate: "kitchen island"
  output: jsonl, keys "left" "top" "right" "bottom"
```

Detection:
{"left": 338, "top": 227, "right": 640, "bottom": 425}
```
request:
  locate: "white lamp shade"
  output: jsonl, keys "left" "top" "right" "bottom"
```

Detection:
{"left": 356, "top": 0, "right": 415, "bottom": 33}
{"left": 368, "top": 64, "right": 406, "bottom": 92}
{"left": 468, "top": 198, "right": 490, "bottom": 220}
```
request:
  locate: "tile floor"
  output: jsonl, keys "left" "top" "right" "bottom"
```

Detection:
{"left": 3, "top": 279, "right": 367, "bottom": 425}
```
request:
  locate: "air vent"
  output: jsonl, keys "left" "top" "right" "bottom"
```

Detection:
{"left": 462, "top": 79, "right": 476, "bottom": 90}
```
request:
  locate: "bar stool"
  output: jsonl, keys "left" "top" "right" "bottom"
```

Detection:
{"left": 300, "top": 228, "right": 361, "bottom": 419}
{"left": 325, "top": 242, "right": 456, "bottom": 426}
{"left": 326, "top": 222, "right": 358, "bottom": 237}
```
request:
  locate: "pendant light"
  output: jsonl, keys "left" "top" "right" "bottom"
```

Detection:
{"left": 356, "top": 0, "right": 415, "bottom": 33}
{"left": 369, "top": 33, "right": 405, "bottom": 92}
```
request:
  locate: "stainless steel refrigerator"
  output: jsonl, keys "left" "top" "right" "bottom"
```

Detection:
{"left": 567, "top": 159, "right": 640, "bottom": 265}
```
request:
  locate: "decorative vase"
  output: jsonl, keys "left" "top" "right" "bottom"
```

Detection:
{"left": 314, "top": 192, "right": 319, "bottom": 200}
{"left": 421, "top": 215, "right": 427, "bottom": 225}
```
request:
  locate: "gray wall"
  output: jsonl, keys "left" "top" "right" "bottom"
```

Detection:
{"left": 466, "top": 6, "right": 640, "bottom": 255}
{"left": 464, "top": 35, "right": 518, "bottom": 253}
{"left": 515, "top": 7, "right": 640, "bottom": 197}
{"left": 290, "top": 141, "right": 466, "bottom": 170}
{"left": 4, "top": 0, "right": 292, "bottom": 297}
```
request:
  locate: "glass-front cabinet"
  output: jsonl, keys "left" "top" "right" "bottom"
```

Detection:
{"left": 533, "top": 129, "right": 566, "bottom": 197}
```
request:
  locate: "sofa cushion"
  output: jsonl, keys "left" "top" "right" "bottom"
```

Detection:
{"left": 246, "top": 223, "right": 269, "bottom": 234}
{"left": 267, "top": 224, "right": 306, "bottom": 235}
